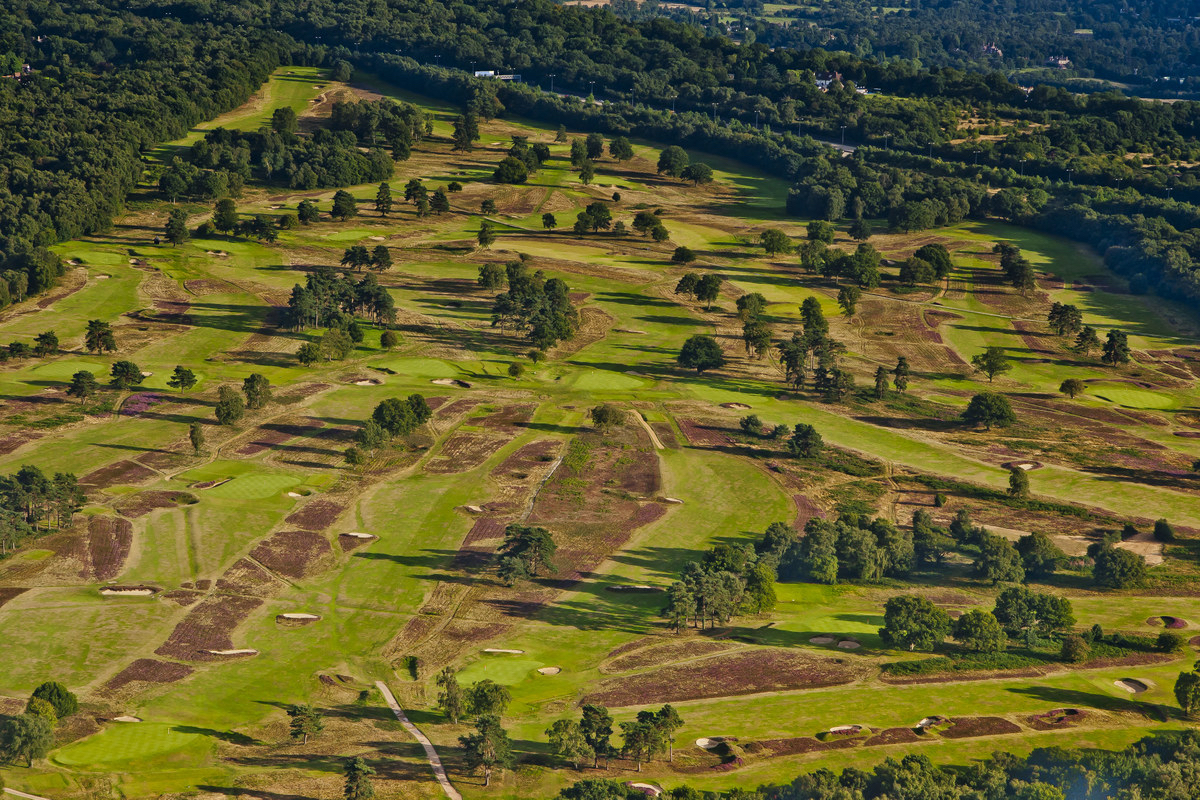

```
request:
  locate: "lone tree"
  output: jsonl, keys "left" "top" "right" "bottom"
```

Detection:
{"left": 590, "top": 404, "right": 624, "bottom": 431}
{"left": 0, "top": 714, "right": 53, "bottom": 766}
{"left": 286, "top": 704, "right": 324, "bottom": 744}
{"left": 168, "top": 366, "right": 197, "bottom": 392}
{"left": 1007, "top": 466, "right": 1030, "bottom": 499}
{"left": 788, "top": 423, "right": 823, "bottom": 458}
{"left": 459, "top": 715, "right": 514, "bottom": 788}
{"left": 467, "top": 680, "right": 511, "bottom": 718}
{"left": 215, "top": 385, "right": 246, "bottom": 426}
{"left": 542, "top": 212, "right": 557, "bottom": 230}
{"left": 879, "top": 595, "right": 951, "bottom": 651}
{"left": 189, "top": 422, "right": 205, "bottom": 454}
{"left": 678, "top": 335, "right": 725, "bottom": 373}
{"left": 954, "top": 609, "right": 1007, "bottom": 653}
{"left": 672, "top": 246, "right": 695, "bottom": 264}
{"left": 837, "top": 285, "right": 861, "bottom": 317}
{"left": 242, "top": 373, "right": 272, "bottom": 410}
{"left": 110, "top": 360, "right": 145, "bottom": 390}
{"left": 436, "top": 667, "right": 465, "bottom": 723}
{"left": 374, "top": 182, "right": 392, "bottom": 216}
{"left": 1176, "top": 671, "right": 1200, "bottom": 717}
{"left": 1059, "top": 378, "right": 1085, "bottom": 399}
{"left": 165, "top": 208, "right": 190, "bottom": 246}
{"left": 331, "top": 190, "right": 357, "bottom": 221}
{"left": 213, "top": 198, "right": 238, "bottom": 232}
{"left": 1074, "top": 325, "right": 1101, "bottom": 355}
{"left": 342, "top": 756, "right": 375, "bottom": 800}
{"left": 477, "top": 221, "right": 496, "bottom": 250}
{"left": 85, "top": 320, "right": 117, "bottom": 354}
{"left": 497, "top": 524, "right": 557, "bottom": 584}
{"left": 760, "top": 229, "right": 792, "bottom": 256}
{"left": 971, "top": 346, "right": 1012, "bottom": 382}
{"left": 656, "top": 145, "right": 689, "bottom": 178}
{"left": 1092, "top": 544, "right": 1147, "bottom": 589}
{"left": 66, "top": 370, "right": 99, "bottom": 404}
{"left": 30, "top": 682, "right": 77, "bottom": 718}
{"left": 962, "top": 392, "right": 1016, "bottom": 431}
{"left": 1103, "top": 329, "right": 1131, "bottom": 365}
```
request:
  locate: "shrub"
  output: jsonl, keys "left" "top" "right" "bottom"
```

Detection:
{"left": 1060, "top": 635, "right": 1089, "bottom": 663}
{"left": 1154, "top": 519, "right": 1175, "bottom": 542}
{"left": 31, "top": 682, "right": 77, "bottom": 718}
{"left": 1158, "top": 631, "right": 1186, "bottom": 653}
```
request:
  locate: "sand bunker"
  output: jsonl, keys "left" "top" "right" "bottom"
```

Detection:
{"left": 626, "top": 784, "right": 662, "bottom": 797}
{"left": 287, "top": 492, "right": 303, "bottom": 498}
{"left": 537, "top": 666, "right": 561, "bottom": 675}
{"left": 100, "top": 586, "right": 158, "bottom": 596}
{"left": 96, "top": 274, "right": 110, "bottom": 280}
{"left": 369, "top": 236, "right": 386, "bottom": 241}
{"left": 342, "top": 532, "right": 375, "bottom": 539}
{"left": 606, "top": 585, "right": 660, "bottom": 592}
{"left": 695, "top": 736, "right": 736, "bottom": 750}
{"left": 112, "top": 715, "right": 142, "bottom": 723}
{"left": 917, "top": 716, "right": 946, "bottom": 728}
{"left": 482, "top": 648, "right": 524, "bottom": 654}
{"left": 206, "top": 649, "right": 258, "bottom": 656}
{"left": 809, "top": 635, "right": 835, "bottom": 644}
{"left": 663, "top": 497, "right": 684, "bottom": 504}
{"left": 140, "top": 371, "right": 153, "bottom": 377}
{"left": 720, "top": 402, "right": 752, "bottom": 410}
{"left": 432, "top": 378, "right": 471, "bottom": 388}
{"left": 463, "top": 505, "right": 484, "bottom": 513}
{"left": 829, "top": 724, "right": 863, "bottom": 734}
{"left": 278, "top": 613, "right": 320, "bottom": 620}
{"left": 1002, "top": 460, "right": 1044, "bottom": 471}
{"left": 354, "top": 379, "right": 382, "bottom": 386}
{"left": 837, "top": 640, "right": 861, "bottom": 650}
{"left": 1115, "top": 678, "right": 1149, "bottom": 693}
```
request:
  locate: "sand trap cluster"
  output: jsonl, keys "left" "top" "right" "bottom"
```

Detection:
{"left": 354, "top": 378, "right": 382, "bottom": 386}
{"left": 721, "top": 402, "right": 752, "bottom": 410}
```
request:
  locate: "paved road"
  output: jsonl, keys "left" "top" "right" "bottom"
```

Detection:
{"left": 375, "top": 680, "right": 462, "bottom": 800}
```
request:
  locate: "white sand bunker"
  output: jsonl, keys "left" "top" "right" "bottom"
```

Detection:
{"left": 1115, "top": 678, "right": 1150, "bottom": 694}
{"left": 354, "top": 379, "right": 382, "bottom": 386}
{"left": 606, "top": 585, "right": 660, "bottom": 592}
{"left": 287, "top": 492, "right": 303, "bottom": 498}
{"left": 342, "top": 532, "right": 375, "bottom": 539}
{"left": 721, "top": 402, "right": 751, "bottom": 410}
{"left": 100, "top": 587, "right": 157, "bottom": 596}
{"left": 829, "top": 724, "right": 863, "bottom": 734}
{"left": 95, "top": 274, "right": 110, "bottom": 280}
{"left": 537, "top": 666, "right": 561, "bottom": 675}
{"left": 112, "top": 715, "right": 141, "bottom": 723}
{"left": 663, "top": 497, "right": 684, "bottom": 504}
{"left": 464, "top": 505, "right": 484, "bottom": 513}
{"left": 140, "top": 371, "right": 153, "bottom": 377}
{"left": 483, "top": 648, "right": 524, "bottom": 654}
{"left": 207, "top": 649, "right": 258, "bottom": 656}
{"left": 695, "top": 736, "right": 736, "bottom": 750}
{"left": 917, "top": 717, "right": 944, "bottom": 728}
{"left": 809, "top": 635, "right": 835, "bottom": 644}
{"left": 432, "top": 378, "right": 471, "bottom": 388}
{"left": 278, "top": 613, "right": 320, "bottom": 620}
{"left": 369, "top": 236, "right": 386, "bottom": 241}
{"left": 837, "top": 640, "right": 862, "bottom": 650}
{"left": 626, "top": 783, "right": 662, "bottom": 797}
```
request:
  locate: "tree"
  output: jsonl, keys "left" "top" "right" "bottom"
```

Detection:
{"left": 30, "top": 682, "right": 77, "bottom": 718}
{"left": 1074, "top": 325, "right": 1101, "bottom": 355}
{"left": 962, "top": 392, "right": 1015, "bottom": 430}
{"left": 1155, "top": 518, "right": 1176, "bottom": 542}
{"left": 879, "top": 595, "right": 950, "bottom": 651}
{"left": 477, "top": 221, "right": 496, "bottom": 249}
{"left": 653, "top": 705, "right": 683, "bottom": 762}
{"left": 788, "top": 424, "right": 823, "bottom": 458}
{"left": 331, "top": 190, "right": 357, "bottom": 221}
{"left": 1008, "top": 466, "right": 1030, "bottom": 499}
{"left": 375, "top": 182, "right": 393, "bottom": 216}
{"left": 580, "top": 704, "right": 614, "bottom": 768}
{"left": 672, "top": 246, "right": 695, "bottom": 264}
{"left": 430, "top": 188, "right": 450, "bottom": 214}
{"left": 1017, "top": 531, "right": 1065, "bottom": 578}
{"left": 892, "top": 356, "right": 910, "bottom": 393}
{"left": 24, "top": 698, "right": 56, "bottom": 729}
{"left": 579, "top": 160, "right": 596, "bottom": 185}
{"left": 460, "top": 715, "right": 514, "bottom": 787}
{"left": 1061, "top": 634, "right": 1090, "bottom": 663}
{"left": 678, "top": 335, "right": 725, "bottom": 373}
{"left": 542, "top": 213, "right": 558, "bottom": 230}
{"left": 167, "top": 366, "right": 197, "bottom": 392}
{"left": 694, "top": 274, "right": 721, "bottom": 308}
{"left": 849, "top": 217, "right": 872, "bottom": 241}
{"left": 807, "top": 220, "right": 835, "bottom": 243}
{"left": 971, "top": 346, "right": 1012, "bottom": 382}
{"left": 272, "top": 106, "right": 298, "bottom": 135}
{"left": 1177, "top": 672, "right": 1200, "bottom": 717}
{"left": 437, "top": 667, "right": 465, "bottom": 723}
{"left": 590, "top": 404, "right": 624, "bottom": 430}
{"left": 0, "top": 714, "right": 53, "bottom": 766}
{"left": 66, "top": 370, "right": 99, "bottom": 404}
{"left": 242, "top": 373, "right": 272, "bottom": 410}
{"left": 297, "top": 342, "right": 321, "bottom": 366}
{"left": 343, "top": 756, "right": 375, "bottom": 800}
{"left": 189, "top": 421, "right": 204, "bottom": 454}
{"left": 760, "top": 229, "right": 792, "bottom": 256}
{"left": 478, "top": 263, "right": 507, "bottom": 290}
{"left": 370, "top": 244, "right": 392, "bottom": 271}
{"left": 656, "top": 146, "right": 689, "bottom": 178}
{"left": 874, "top": 366, "right": 890, "bottom": 400}
{"left": 584, "top": 132, "right": 605, "bottom": 160}
{"left": 494, "top": 156, "right": 529, "bottom": 184}
{"left": 1103, "top": 329, "right": 1131, "bottom": 365}
{"left": 608, "top": 136, "right": 634, "bottom": 161}
{"left": 547, "top": 719, "right": 591, "bottom": 769}
{"left": 497, "top": 524, "right": 557, "bottom": 580}
{"left": 994, "top": 586, "right": 1075, "bottom": 635}
{"left": 110, "top": 360, "right": 144, "bottom": 390}
{"left": 1059, "top": 378, "right": 1085, "bottom": 399}
{"left": 85, "top": 320, "right": 116, "bottom": 354}
{"left": 974, "top": 534, "right": 1025, "bottom": 584}
{"left": 954, "top": 609, "right": 1006, "bottom": 653}
{"left": 1092, "top": 544, "right": 1147, "bottom": 589}
{"left": 215, "top": 385, "right": 245, "bottom": 426}
{"left": 165, "top": 208, "right": 189, "bottom": 246}
{"left": 287, "top": 704, "right": 324, "bottom": 744}
{"left": 32, "top": 331, "right": 57, "bottom": 357}
{"left": 837, "top": 285, "right": 861, "bottom": 316}
{"left": 213, "top": 198, "right": 238, "bottom": 232}
{"left": 681, "top": 163, "right": 713, "bottom": 185}
{"left": 1047, "top": 302, "right": 1083, "bottom": 336}
{"left": 297, "top": 200, "right": 320, "bottom": 224}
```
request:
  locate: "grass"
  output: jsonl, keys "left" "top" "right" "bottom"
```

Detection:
{"left": 4, "top": 65, "right": 1200, "bottom": 800}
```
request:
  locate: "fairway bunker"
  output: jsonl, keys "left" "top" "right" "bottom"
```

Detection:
{"left": 111, "top": 715, "right": 142, "bottom": 723}
{"left": 916, "top": 716, "right": 947, "bottom": 728}
{"left": 809, "top": 635, "right": 835, "bottom": 644}
{"left": 837, "top": 640, "right": 862, "bottom": 650}
{"left": 663, "top": 497, "right": 684, "bottom": 504}
{"left": 482, "top": 648, "right": 524, "bottom": 654}
{"left": 354, "top": 378, "right": 382, "bottom": 386}
{"left": 538, "top": 666, "right": 561, "bottom": 675}
{"left": 432, "top": 378, "right": 471, "bottom": 388}
{"left": 1002, "top": 460, "right": 1044, "bottom": 471}
{"left": 206, "top": 649, "right": 258, "bottom": 657}
{"left": 828, "top": 724, "right": 864, "bottom": 735}
{"left": 1116, "top": 678, "right": 1150, "bottom": 693}
{"left": 720, "top": 402, "right": 752, "bottom": 410}
{"left": 100, "top": 585, "right": 159, "bottom": 597}
{"left": 463, "top": 505, "right": 484, "bottom": 513}
{"left": 277, "top": 613, "right": 321, "bottom": 626}
{"left": 606, "top": 584, "right": 660, "bottom": 593}
{"left": 696, "top": 736, "right": 737, "bottom": 750}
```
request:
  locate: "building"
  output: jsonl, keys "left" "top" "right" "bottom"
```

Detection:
{"left": 815, "top": 70, "right": 842, "bottom": 91}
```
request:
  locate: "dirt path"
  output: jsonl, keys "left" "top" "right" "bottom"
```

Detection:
{"left": 5, "top": 790, "right": 53, "bottom": 800}
{"left": 375, "top": 681, "right": 462, "bottom": 800}
{"left": 634, "top": 411, "right": 665, "bottom": 450}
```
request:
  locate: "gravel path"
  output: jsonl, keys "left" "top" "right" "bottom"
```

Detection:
{"left": 375, "top": 681, "right": 462, "bottom": 800}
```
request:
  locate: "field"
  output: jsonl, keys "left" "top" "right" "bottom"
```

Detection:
{"left": 1, "top": 65, "right": 1200, "bottom": 799}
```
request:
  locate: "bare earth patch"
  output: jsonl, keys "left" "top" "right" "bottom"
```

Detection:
{"left": 85, "top": 516, "right": 133, "bottom": 581}
{"left": 285, "top": 499, "right": 347, "bottom": 531}
{"left": 251, "top": 529, "right": 334, "bottom": 579}
{"left": 938, "top": 716, "right": 1022, "bottom": 739}
{"left": 155, "top": 595, "right": 265, "bottom": 662}
{"left": 103, "top": 658, "right": 194, "bottom": 693}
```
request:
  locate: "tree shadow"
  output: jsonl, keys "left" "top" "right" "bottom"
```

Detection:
{"left": 172, "top": 725, "right": 259, "bottom": 746}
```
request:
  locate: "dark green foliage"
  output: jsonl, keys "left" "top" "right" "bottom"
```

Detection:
{"left": 962, "top": 392, "right": 1016, "bottom": 430}
{"left": 168, "top": 366, "right": 197, "bottom": 392}
{"left": 787, "top": 424, "right": 822, "bottom": 458}
{"left": 879, "top": 595, "right": 950, "bottom": 651}
{"left": 1092, "top": 543, "right": 1148, "bottom": 588}
{"left": 242, "top": 373, "right": 272, "bottom": 410}
{"left": 491, "top": 262, "right": 579, "bottom": 349}
{"left": 993, "top": 586, "right": 1075, "bottom": 635}
{"left": 493, "top": 156, "right": 529, "bottom": 184}
{"left": 497, "top": 524, "right": 556, "bottom": 582}
{"left": 342, "top": 756, "right": 374, "bottom": 800}
{"left": 215, "top": 386, "right": 245, "bottom": 426}
{"left": 954, "top": 609, "right": 1006, "bottom": 653}
{"left": 677, "top": 335, "right": 725, "bottom": 373}
{"left": 971, "top": 346, "right": 1012, "bottom": 382}
{"left": 110, "top": 361, "right": 144, "bottom": 390}
{"left": 1016, "top": 531, "right": 1065, "bottom": 578}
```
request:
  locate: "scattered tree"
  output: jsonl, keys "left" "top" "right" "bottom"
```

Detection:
{"left": 286, "top": 704, "right": 324, "bottom": 744}
{"left": 962, "top": 392, "right": 1016, "bottom": 430}
{"left": 215, "top": 385, "right": 245, "bottom": 426}
{"left": 110, "top": 360, "right": 144, "bottom": 390}
{"left": 84, "top": 320, "right": 116, "bottom": 354}
{"left": 66, "top": 370, "right": 99, "bottom": 404}
{"left": 677, "top": 335, "right": 725, "bottom": 373}
{"left": 1059, "top": 378, "right": 1085, "bottom": 399}
{"left": 342, "top": 756, "right": 375, "bottom": 800}
{"left": 879, "top": 595, "right": 951, "bottom": 651}
{"left": 189, "top": 421, "right": 204, "bottom": 454}
{"left": 459, "top": 715, "right": 514, "bottom": 788}
{"left": 954, "top": 609, "right": 1007, "bottom": 653}
{"left": 971, "top": 346, "right": 1012, "bottom": 382}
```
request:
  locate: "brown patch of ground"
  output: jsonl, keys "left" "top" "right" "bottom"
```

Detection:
{"left": 80, "top": 459, "right": 157, "bottom": 489}
{"left": 437, "top": 398, "right": 479, "bottom": 418}
{"left": 939, "top": 716, "right": 1022, "bottom": 738}
{"left": 677, "top": 418, "right": 733, "bottom": 447}
{"left": 337, "top": 533, "right": 376, "bottom": 551}
{"left": 616, "top": 447, "right": 661, "bottom": 495}
{"left": 86, "top": 516, "right": 133, "bottom": 581}
{"left": 135, "top": 449, "right": 193, "bottom": 471}
{"left": 454, "top": 517, "right": 509, "bottom": 570}
{"left": 284, "top": 499, "right": 346, "bottom": 532}
{"left": 161, "top": 589, "right": 203, "bottom": 606}
{"left": 475, "top": 404, "right": 536, "bottom": 431}
{"left": 582, "top": 649, "right": 859, "bottom": 706}
{"left": 0, "top": 430, "right": 43, "bottom": 455}
{"left": 1026, "top": 708, "right": 1086, "bottom": 731}
{"left": 748, "top": 735, "right": 860, "bottom": 757}
{"left": 251, "top": 530, "right": 334, "bottom": 580}
{"left": 492, "top": 440, "right": 562, "bottom": 481}
{"left": 155, "top": 594, "right": 264, "bottom": 661}
{"left": 650, "top": 422, "right": 679, "bottom": 449}
{"left": 0, "top": 587, "right": 28, "bottom": 608}
{"left": 794, "top": 495, "right": 826, "bottom": 530}
{"left": 114, "top": 490, "right": 198, "bottom": 518}
{"left": 603, "top": 638, "right": 738, "bottom": 673}
{"left": 425, "top": 433, "right": 508, "bottom": 473}
{"left": 214, "top": 558, "right": 280, "bottom": 597}
{"left": 236, "top": 427, "right": 297, "bottom": 456}
{"left": 183, "top": 278, "right": 236, "bottom": 295}
{"left": 103, "top": 658, "right": 194, "bottom": 693}
{"left": 867, "top": 727, "right": 922, "bottom": 745}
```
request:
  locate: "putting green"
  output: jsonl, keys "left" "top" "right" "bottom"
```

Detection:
{"left": 204, "top": 472, "right": 302, "bottom": 500}
{"left": 1090, "top": 385, "right": 1178, "bottom": 409}
{"left": 53, "top": 723, "right": 201, "bottom": 767}
{"left": 456, "top": 655, "right": 544, "bottom": 685}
